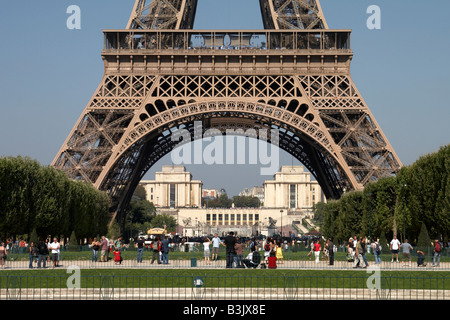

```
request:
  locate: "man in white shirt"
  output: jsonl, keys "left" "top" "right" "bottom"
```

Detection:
{"left": 390, "top": 235, "right": 401, "bottom": 263}
{"left": 211, "top": 234, "right": 221, "bottom": 261}
{"left": 49, "top": 238, "right": 60, "bottom": 269}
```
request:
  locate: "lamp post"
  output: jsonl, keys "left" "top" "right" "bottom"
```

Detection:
{"left": 280, "top": 209, "right": 283, "bottom": 238}
{"left": 367, "top": 191, "right": 371, "bottom": 242}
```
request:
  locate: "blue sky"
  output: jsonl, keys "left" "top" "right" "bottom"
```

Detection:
{"left": 0, "top": 0, "right": 449, "bottom": 196}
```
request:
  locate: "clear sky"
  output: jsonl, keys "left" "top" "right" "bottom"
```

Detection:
{"left": 0, "top": 0, "right": 449, "bottom": 196}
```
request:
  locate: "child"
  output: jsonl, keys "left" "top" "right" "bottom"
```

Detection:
{"left": 276, "top": 241, "right": 283, "bottom": 264}
{"left": 113, "top": 247, "right": 122, "bottom": 265}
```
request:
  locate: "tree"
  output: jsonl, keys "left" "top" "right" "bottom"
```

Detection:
{"left": 416, "top": 222, "right": 432, "bottom": 254}
{"left": 67, "top": 231, "right": 79, "bottom": 252}
{"left": 151, "top": 214, "right": 177, "bottom": 233}
{"left": 205, "top": 194, "right": 232, "bottom": 208}
{"left": 232, "top": 195, "right": 260, "bottom": 208}
{"left": 29, "top": 228, "right": 39, "bottom": 245}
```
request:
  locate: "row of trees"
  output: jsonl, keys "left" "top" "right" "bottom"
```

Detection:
{"left": 314, "top": 144, "right": 449, "bottom": 247}
{"left": 0, "top": 156, "right": 111, "bottom": 242}
{"left": 202, "top": 194, "right": 261, "bottom": 208}
{"left": 121, "top": 185, "right": 177, "bottom": 240}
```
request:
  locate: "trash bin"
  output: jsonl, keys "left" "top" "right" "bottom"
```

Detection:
{"left": 191, "top": 258, "right": 197, "bottom": 267}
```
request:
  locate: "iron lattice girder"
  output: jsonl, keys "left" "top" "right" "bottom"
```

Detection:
{"left": 102, "top": 114, "right": 348, "bottom": 213}
{"left": 127, "top": 0, "right": 198, "bottom": 30}
{"left": 127, "top": 0, "right": 327, "bottom": 31}
{"left": 259, "top": 0, "right": 328, "bottom": 30}
{"left": 52, "top": 1, "right": 402, "bottom": 215}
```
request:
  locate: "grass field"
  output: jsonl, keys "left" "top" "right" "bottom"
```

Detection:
{"left": 1, "top": 268, "right": 449, "bottom": 290}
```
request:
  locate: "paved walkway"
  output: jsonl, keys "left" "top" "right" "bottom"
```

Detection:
{"left": 1, "top": 258, "right": 448, "bottom": 271}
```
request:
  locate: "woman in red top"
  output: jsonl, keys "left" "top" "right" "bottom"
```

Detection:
{"left": 313, "top": 240, "right": 321, "bottom": 264}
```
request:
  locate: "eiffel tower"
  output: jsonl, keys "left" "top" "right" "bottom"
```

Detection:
{"left": 52, "top": 0, "right": 402, "bottom": 222}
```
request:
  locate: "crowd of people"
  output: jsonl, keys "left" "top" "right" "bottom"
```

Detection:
{"left": 343, "top": 235, "right": 444, "bottom": 268}
{"left": 0, "top": 233, "right": 445, "bottom": 269}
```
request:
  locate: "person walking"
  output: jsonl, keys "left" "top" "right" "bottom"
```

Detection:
{"left": 222, "top": 232, "right": 237, "bottom": 268}
{"left": 136, "top": 236, "right": 145, "bottom": 263}
{"left": 360, "top": 237, "right": 369, "bottom": 268}
{"left": 211, "top": 233, "right": 221, "bottom": 261}
{"left": 313, "top": 239, "right": 321, "bottom": 264}
{"left": 353, "top": 238, "right": 365, "bottom": 268}
{"left": 390, "top": 235, "right": 401, "bottom": 263}
{"left": 432, "top": 240, "right": 442, "bottom": 267}
{"left": 372, "top": 238, "right": 382, "bottom": 265}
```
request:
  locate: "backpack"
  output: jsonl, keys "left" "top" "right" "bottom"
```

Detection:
{"left": 375, "top": 243, "right": 381, "bottom": 255}
{"left": 435, "top": 242, "right": 441, "bottom": 253}
{"left": 264, "top": 243, "right": 270, "bottom": 252}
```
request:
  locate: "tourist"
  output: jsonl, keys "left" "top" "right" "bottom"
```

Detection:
{"left": 360, "top": 237, "right": 369, "bottom": 267}
{"left": 372, "top": 238, "right": 382, "bottom": 265}
{"left": 264, "top": 239, "right": 271, "bottom": 263}
{"left": 400, "top": 239, "right": 413, "bottom": 265}
{"left": 347, "top": 237, "right": 355, "bottom": 261}
{"left": 276, "top": 241, "right": 284, "bottom": 264}
{"left": 136, "top": 236, "right": 145, "bottom": 263}
{"left": 234, "top": 236, "right": 245, "bottom": 268}
{"left": 37, "top": 239, "right": 49, "bottom": 268}
{"left": 91, "top": 238, "right": 101, "bottom": 262}
{"left": 211, "top": 233, "right": 221, "bottom": 261}
{"left": 222, "top": 232, "right": 237, "bottom": 268}
{"left": 151, "top": 237, "right": 161, "bottom": 264}
{"left": 100, "top": 236, "right": 108, "bottom": 262}
{"left": 432, "top": 240, "right": 442, "bottom": 267}
{"left": 353, "top": 238, "right": 364, "bottom": 268}
{"left": 326, "top": 238, "right": 334, "bottom": 265}
{"left": 203, "top": 237, "right": 212, "bottom": 265}
{"left": 390, "top": 235, "right": 401, "bottom": 263}
{"left": 113, "top": 247, "right": 122, "bottom": 265}
{"left": 28, "top": 242, "right": 38, "bottom": 268}
{"left": 49, "top": 238, "right": 60, "bottom": 269}
{"left": 313, "top": 239, "right": 321, "bottom": 264}
{"left": 416, "top": 250, "right": 426, "bottom": 267}
{"left": 161, "top": 236, "right": 170, "bottom": 264}
{"left": 0, "top": 242, "right": 7, "bottom": 268}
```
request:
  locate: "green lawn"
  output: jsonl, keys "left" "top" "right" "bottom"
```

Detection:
{"left": 1, "top": 268, "right": 449, "bottom": 290}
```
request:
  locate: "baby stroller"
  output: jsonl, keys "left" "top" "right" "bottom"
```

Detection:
{"left": 346, "top": 253, "right": 354, "bottom": 263}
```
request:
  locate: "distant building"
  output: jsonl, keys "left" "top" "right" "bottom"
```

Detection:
{"left": 202, "top": 188, "right": 226, "bottom": 200}
{"left": 140, "top": 165, "right": 202, "bottom": 208}
{"left": 202, "top": 189, "right": 219, "bottom": 200}
{"left": 239, "top": 186, "right": 265, "bottom": 205}
{"left": 263, "top": 166, "right": 325, "bottom": 210}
